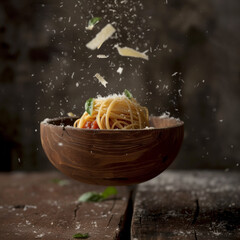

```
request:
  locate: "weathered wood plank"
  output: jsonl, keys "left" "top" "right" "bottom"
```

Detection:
{"left": 0, "top": 172, "right": 131, "bottom": 240}
{"left": 132, "top": 171, "right": 240, "bottom": 240}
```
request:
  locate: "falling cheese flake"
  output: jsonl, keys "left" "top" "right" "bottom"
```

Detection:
{"left": 97, "top": 54, "right": 109, "bottom": 59}
{"left": 86, "top": 24, "right": 116, "bottom": 50}
{"left": 115, "top": 45, "right": 149, "bottom": 60}
{"left": 171, "top": 72, "right": 178, "bottom": 76}
{"left": 67, "top": 112, "right": 76, "bottom": 117}
{"left": 178, "top": 89, "right": 182, "bottom": 97}
{"left": 94, "top": 73, "right": 108, "bottom": 87}
{"left": 117, "top": 67, "right": 123, "bottom": 74}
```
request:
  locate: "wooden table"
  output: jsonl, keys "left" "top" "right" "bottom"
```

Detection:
{"left": 0, "top": 171, "right": 239, "bottom": 239}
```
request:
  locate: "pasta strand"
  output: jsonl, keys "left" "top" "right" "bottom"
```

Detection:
{"left": 74, "top": 94, "right": 149, "bottom": 129}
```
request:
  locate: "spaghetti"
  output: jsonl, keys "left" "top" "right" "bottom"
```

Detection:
{"left": 73, "top": 91, "right": 149, "bottom": 129}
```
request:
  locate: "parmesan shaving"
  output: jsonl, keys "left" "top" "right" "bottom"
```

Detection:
{"left": 94, "top": 73, "right": 108, "bottom": 87}
{"left": 115, "top": 45, "right": 149, "bottom": 60}
{"left": 97, "top": 54, "right": 109, "bottom": 58}
{"left": 86, "top": 24, "right": 116, "bottom": 50}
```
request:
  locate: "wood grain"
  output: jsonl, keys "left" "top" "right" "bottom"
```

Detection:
{"left": 40, "top": 117, "right": 184, "bottom": 185}
{"left": 0, "top": 172, "right": 131, "bottom": 240}
{"left": 1, "top": 171, "right": 239, "bottom": 239}
{"left": 131, "top": 171, "right": 240, "bottom": 240}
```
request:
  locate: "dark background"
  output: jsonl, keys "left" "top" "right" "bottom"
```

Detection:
{"left": 0, "top": 0, "right": 239, "bottom": 171}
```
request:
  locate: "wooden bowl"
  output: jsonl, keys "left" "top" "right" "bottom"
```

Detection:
{"left": 40, "top": 116, "right": 184, "bottom": 186}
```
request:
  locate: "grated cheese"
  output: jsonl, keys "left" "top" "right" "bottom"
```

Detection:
{"left": 86, "top": 24, "right": 116, "bottom": 50}
{"left": 115, "top": 45, "right": 149, "bottom": 60}
{"left": 67, "top": 112, "right": 76, "bottom": 117}
{"left": 94, "top": 73, "right": 108, "bottom": 87}
{"left": 97, "top": 54, "right": 109, "bottom": 58}
{"left": 117, "top": 67, "right": 123, "bottom": 74}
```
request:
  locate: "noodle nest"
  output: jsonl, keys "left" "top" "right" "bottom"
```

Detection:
{"left": 74, "top": 94, "right": 149, "bottom": 129}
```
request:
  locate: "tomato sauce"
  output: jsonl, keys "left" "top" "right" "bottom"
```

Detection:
{"left": 83, "top": 120, "right": 100, "bottom": 129}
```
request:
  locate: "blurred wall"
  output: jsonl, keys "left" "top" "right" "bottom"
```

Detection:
{"left": 0, "top": 0, "right": 239, "bottom": 171}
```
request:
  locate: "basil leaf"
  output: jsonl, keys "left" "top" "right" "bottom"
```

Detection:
{"left": 85, "top": 98, "right": 94, "bottom": 116}
{"left": 73, "top": 233, "right": 89, "bottom": 239}
{"left": 101, "top": 186, "right": 118, "bottom": 199}
{"left": 78, "top": 187, "right": 117, "bottom": 203}
{"left": 78, "top": 192, "right": 103, "bottom": 202}
{"left": 58, "top": 180, "right": 70, "bottom": 186}
{"left": 88, "top": 17, "right": 101, "bottom": 29}
{"left": 123, "top": 89, "right": 133, "bottom": 99}
{"left": 51, "top": 178, "right": 70, "bottom": 186}
{"left": 51, "top": 178, "right": 61, "bottom": 183}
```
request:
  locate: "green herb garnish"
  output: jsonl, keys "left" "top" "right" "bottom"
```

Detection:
{"left": 87, "top": 17, "right": 101, "bottom": 30}
{"left": 85, "top": 98, "right": 94, "bottom": 116}
{"left": 51, "top": 178, "right": 70, "bottom": 186}
{"left": 73, "top": 233, "right": 89, "bottom": 239}
{"left": 51, "top": 178, "right": 61, "bottom": 184}
{"left": 101, "top": 186, "right": 118, "bottom": 198}
{"left": 123, "top": 89, "right": 133, "bottom": 99}
{"left": 78, "top": 186, "right": 117, "bottom": 203}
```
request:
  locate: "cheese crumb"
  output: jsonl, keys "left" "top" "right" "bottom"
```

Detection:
{"left": 97, "top": 54, "right": 109, "bottom": 59}
{"left": 94, "top": 73, "right": 108, "bottom": 87}
{"left": 86, "top": 24, "right": 116, "bottom": 50}
{"left": 67, "top": 112, "right": 76, "bottom": 117}
{"left": 115, "top": 45, "right": 149, "bottom": 60}
{"left": 171, "top": 72, "right": 178, "bottom": 76}
{"left": 117, "top": 67, "right": 123, "bottom": 74}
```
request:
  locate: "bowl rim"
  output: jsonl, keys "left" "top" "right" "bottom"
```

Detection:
{"left": 40, "top": 116, "right": 184, "bottom": 132}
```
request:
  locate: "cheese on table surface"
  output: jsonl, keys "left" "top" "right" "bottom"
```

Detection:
{"left": 86, "top": 24, "right": 116, "bottom": 50}
{"left": 94, "top": 73, "right": 108, "bottom": 87}
{"left": 115, "top": 45, "right": 149, "bottom": 60}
